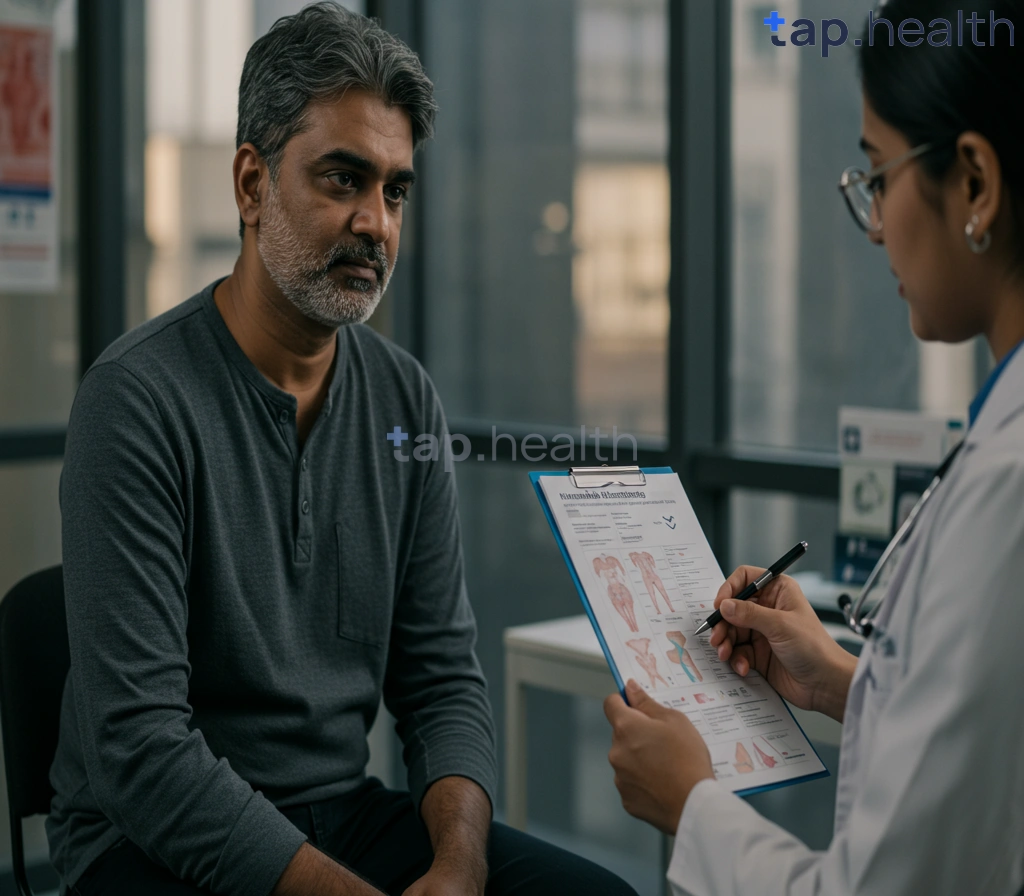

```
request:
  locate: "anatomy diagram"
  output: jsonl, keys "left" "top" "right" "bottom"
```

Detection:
{"left": 628, "top": 551, "right": 674, "bottom": 613}
{"left": 592, "top": 554, "right": 638, "bottom": 632}
{"left": 733, "top": 741, "right": 754, "bottom": 774}
{"left": 665, "top": 631, "right": 703, "bottom": 682}
{"left": 752, "top": 737, "right": 777, "bottom": 768}
{"left": 625, "top": 638, "right": 669, "bottom": 690}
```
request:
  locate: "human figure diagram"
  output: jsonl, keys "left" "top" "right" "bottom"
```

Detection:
{"left": 592, "top": 554, "right": 638, "bottom": 632}
{"left": 625, "top": 637, "right": 669, "bottom": 690}
{"left": 628, "top": 551, "right": 674, "bottom": 613}
{"left": 665, "top": 630, "right": 703, "bottom": 682}
{"left": 733, "top": 738, "right": 779, "bottom": 774}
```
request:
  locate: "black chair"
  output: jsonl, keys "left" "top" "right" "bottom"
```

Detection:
{"left": 0, "top": 566, "right": 68, "bottom": 896}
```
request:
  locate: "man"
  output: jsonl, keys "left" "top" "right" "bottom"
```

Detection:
{"left": 47, "top": 5, "right": 637, "bottom": 895}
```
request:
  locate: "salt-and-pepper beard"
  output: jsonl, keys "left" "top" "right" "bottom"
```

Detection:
{"left": 256, "top": 185, "right": 393, "bottom": 328}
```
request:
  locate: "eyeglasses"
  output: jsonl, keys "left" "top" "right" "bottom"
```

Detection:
{"left": 838, "top": 441, "right": 962, "bottom": 638}
{"left": 838, "top": 143, "right": 936, "bottom": 234}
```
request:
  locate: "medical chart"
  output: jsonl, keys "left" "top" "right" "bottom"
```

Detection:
{"left": 536, "top": 470, "right": 827, "bottom": 795}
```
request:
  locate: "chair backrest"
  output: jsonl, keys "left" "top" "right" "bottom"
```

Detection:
{"left": 0, "top": 566, "right": 69, "bottom": 820}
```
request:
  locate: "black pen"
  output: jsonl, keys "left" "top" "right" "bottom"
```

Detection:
{"left": 693, "top": 541, "right": 808, "bottom": 636}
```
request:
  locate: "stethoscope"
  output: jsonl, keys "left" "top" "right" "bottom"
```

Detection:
{"left": 838, "top": 441, "right": 964, "bottom": 638}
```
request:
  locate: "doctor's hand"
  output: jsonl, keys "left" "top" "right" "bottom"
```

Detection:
{"left": 710, "top": 567, "right": 857, "bottom": 723}
{"left": 604, "top": 680, "right": 715, "bottom": 835}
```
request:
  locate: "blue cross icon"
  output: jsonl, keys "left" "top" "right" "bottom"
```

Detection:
{"left": 763, "top": 10, "right": 786, "bottom": 31}
{"left": 386, "top": 426, "right": 408, "bottom": 447}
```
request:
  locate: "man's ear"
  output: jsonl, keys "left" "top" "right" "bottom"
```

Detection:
{"left": 954, "top": 131, "right": 1003, "bottom": 240}
{"left": 234, "top": 143, "right": 266, "bottom": 232}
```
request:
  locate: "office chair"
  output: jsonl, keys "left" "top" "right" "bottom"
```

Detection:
{"left": 0, "top": 566, "right": 68, "bottom": 896}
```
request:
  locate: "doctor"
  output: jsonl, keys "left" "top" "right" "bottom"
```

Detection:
{"left": 603, "top": 0, "right": 1024, "bottom": 893}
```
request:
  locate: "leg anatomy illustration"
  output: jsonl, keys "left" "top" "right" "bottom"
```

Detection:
{"left": 625, "top": 638, "right": 669, "bottom": 690}
{"left": 609, "top": 583, "right": 638, "bottom": 632}
{"left": 665, "top": 631, "right": 703, "bottom": 683}
{"left": 752, "top": 738, "right": 777, "bottom": 768}
{"left": 628, "top": 551, "right": 674, "bottom": 613}
{"left": 592, "top": 554, "right": 638, "bottom": 632}
{"left": 733, "top": 741, "right": 754, "bottom": 774}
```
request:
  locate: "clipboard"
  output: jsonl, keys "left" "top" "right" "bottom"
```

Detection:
{"left": 530, "top": 466, "right": 674, "bottom": 699}
{"left": 531, "top": 464, "right": 830, "bottom": 797}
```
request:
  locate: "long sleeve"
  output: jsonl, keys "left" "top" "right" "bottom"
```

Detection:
{"left": 668, "top": 450, "right": 1024, "bottom": 896}
{"left": 382, "top": 387, "right": 497, "bottom": 813}
{"left": 60, "top": 362, "right": 306, "bottom": 895}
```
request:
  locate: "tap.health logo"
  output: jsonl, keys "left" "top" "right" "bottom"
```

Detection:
{"left": 761, "top": 8, "right": 1014, "bottom": 57}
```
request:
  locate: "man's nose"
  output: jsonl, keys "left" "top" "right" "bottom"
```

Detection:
{"left": 351, "top": 191, "right": 390, "bottom": 245}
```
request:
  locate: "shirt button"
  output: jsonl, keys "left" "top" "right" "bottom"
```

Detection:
{"left": 278, "top": 409, "right": 288, "bottom": 424}
{"left": 301, "top": 457, "right": 308, "bottom": 471}
{"left": 301, "top": 500, "right": 310, "bottom": 514}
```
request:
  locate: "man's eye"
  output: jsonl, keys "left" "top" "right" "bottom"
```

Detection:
{"left": 868, "top": 174, "right": 885, "bottom": 195}
{"left": 329, "top": 172, "right": 355, "bottom": 187}
{"left": 385, "top": 185, "right": 407, "bottom": 202}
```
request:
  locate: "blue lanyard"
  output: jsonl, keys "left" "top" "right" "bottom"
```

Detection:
{"left": 970, "top": 340, "right": 1024, "bottom": 426}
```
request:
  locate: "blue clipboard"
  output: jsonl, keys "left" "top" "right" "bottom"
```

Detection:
{"left": 530, "top": 466, "right": 830, "bottom": 797}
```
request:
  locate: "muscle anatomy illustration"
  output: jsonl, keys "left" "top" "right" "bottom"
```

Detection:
{"left": 665, "top": 631, "right": 703, "bottom": 683}
{"left": 625, "top": 638, "right": 669, "bottom": 689}
{"left": 593, "top": 554, "right": 638, "bottom": 631}
{"left": 733, "top": 741, "right": 754, "bottom": 774}
{"left": 752, "top": 738, "right": 777, "bottom": 768}
{"left": 628, "top": 551, "right": 674, "bottom": 613}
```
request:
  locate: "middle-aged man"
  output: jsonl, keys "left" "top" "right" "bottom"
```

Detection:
{"left": 46, "top": 5, "right": 638, "bottom": 896}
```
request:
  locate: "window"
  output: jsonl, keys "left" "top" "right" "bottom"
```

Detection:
{"left": 729, "top": 0, "right": 982, "bottom": 455}
{"left": 724, "top": 0, "right": 988, "bottom": 582}
{"left": 421, "top": 0, "right": 669, "bottom": 438}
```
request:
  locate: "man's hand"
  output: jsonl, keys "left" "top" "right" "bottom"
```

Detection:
{"left": 604, "top": 680, "right": 715, "bottom": 835}
{"left": 403, "top": 776, "right": 491, "bottom": 896}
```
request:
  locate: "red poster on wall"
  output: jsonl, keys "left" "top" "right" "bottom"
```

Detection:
{"left": 0, "top": 22, "right": 57, "bottom": 291}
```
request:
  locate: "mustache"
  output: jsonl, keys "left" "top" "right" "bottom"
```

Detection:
{"left": 322, "top": 242, "right": 389, "bottom": 277}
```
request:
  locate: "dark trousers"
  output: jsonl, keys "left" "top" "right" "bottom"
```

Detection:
{"left": 72, "top": 778, "right": 639, "bottom": 896}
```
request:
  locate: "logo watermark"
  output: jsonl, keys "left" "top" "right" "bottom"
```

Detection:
{"left": 762, "top": 9, "right": 1014, "bottom": 57}
{"left": 386, "top": 425, "right": 639, "bottom": 472}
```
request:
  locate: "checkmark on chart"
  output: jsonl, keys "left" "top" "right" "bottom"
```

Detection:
{"left": 662, "top": 515, "right": 677, "bottom": 529}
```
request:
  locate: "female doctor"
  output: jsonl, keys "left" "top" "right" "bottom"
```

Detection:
{"left": 603, "top": 0, "right": 1024, "bottom": 893}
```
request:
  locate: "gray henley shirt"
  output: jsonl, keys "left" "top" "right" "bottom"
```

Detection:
{"left": 46, "top": 280, "right": 497, "bottom": 895}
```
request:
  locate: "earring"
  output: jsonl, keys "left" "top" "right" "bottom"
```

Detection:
{"left": 965, "top": 215, "right": 992, "bottom": 254}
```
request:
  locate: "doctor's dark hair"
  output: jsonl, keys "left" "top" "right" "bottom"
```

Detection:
{"left": 235, "top": 1, "right": 437, "bottom": 236}
{"left": 858, "top": 0, "right": 1024, "bottom": 260}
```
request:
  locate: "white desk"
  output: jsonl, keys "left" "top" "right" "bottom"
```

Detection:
{"left": 504, "top": 613, "right": 859, "bottom": 832}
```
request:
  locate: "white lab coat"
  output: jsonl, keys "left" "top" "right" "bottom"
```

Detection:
{"left": 668, "top": 346, "right": 1024, "bottom": 896}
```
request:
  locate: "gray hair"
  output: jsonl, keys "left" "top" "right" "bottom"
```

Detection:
{"left": 236, "top": 2, "right": 437, "bottom": 233}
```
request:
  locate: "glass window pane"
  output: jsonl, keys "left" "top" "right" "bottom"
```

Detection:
{"left": 729, "top": 488, "right": 836, "bottom": 576}
{"left": 729, "top": 0, "right": 983, "bottom": 452}
{"left": 0, "top": 0, "right": 78, "bottom": 426}
{"left": 422, "top": 0, "right": 669, "bottom": 437}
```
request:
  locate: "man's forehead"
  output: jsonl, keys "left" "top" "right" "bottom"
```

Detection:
{"left": 295, "top": 90, "right": 414, "bottom": 172}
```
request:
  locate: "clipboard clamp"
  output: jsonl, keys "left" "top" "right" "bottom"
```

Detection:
{"left": 569, "top": 465, "right": 647, "bottom": 489}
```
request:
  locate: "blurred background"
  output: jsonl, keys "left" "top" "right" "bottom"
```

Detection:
{"left": 0, "top": 0, "right": 989, "bottom": 893}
